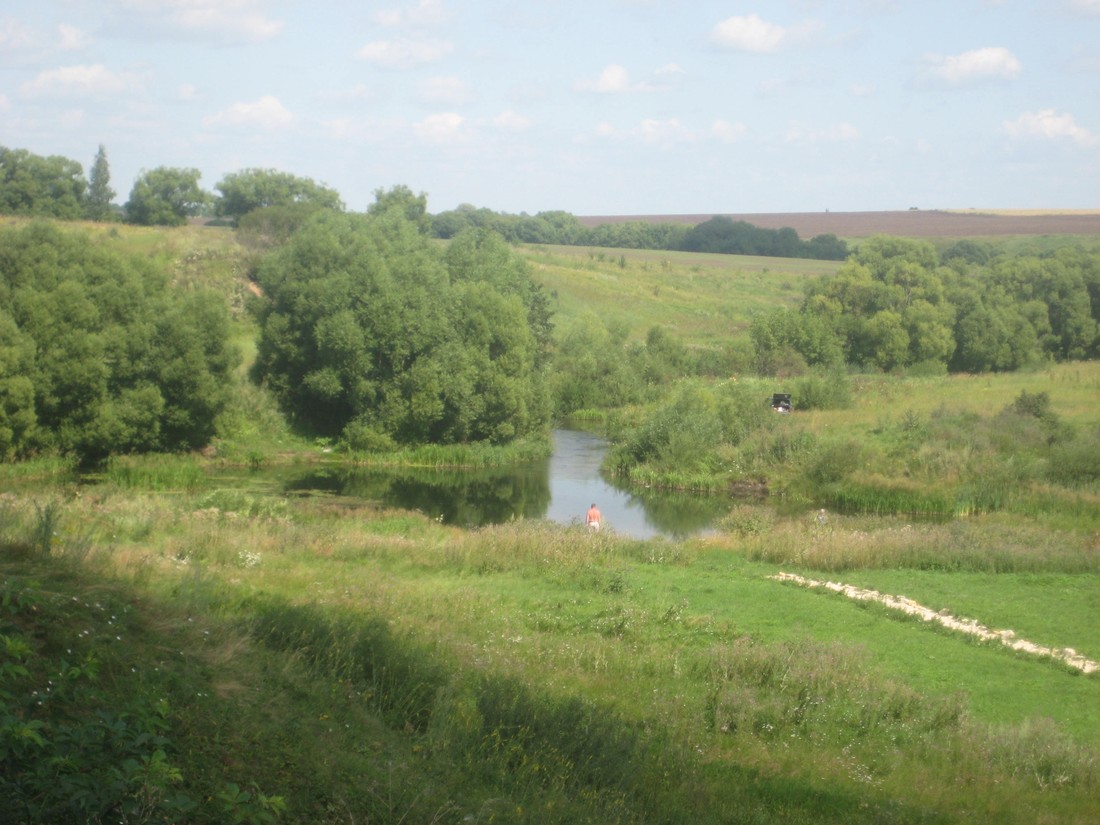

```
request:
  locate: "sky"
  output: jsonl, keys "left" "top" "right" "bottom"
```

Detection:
{"left": 2, "top": 0, "right": 1099, "bottom": 216}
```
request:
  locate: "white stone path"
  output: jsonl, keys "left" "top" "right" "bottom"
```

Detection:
{"left": 770, "top": 572, "right": 1098, "bottom": 675}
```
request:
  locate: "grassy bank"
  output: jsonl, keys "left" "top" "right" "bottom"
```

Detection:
{"left": 2, "top": 481, "right": 1097, "bottom": 823}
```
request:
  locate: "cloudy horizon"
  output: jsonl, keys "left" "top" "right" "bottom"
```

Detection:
{"left": 2, "top": 1, "right": 1098, "bottom": 216}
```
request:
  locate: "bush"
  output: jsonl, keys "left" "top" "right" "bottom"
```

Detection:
{"left": 0, "top": 223, "right": 237, "bottom": 462}
{"left": 792, "top": 370, "right": 851, "bottom": 410}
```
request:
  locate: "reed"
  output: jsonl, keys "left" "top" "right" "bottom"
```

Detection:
{"left": 103, "top": 453, "right": 208, "bottom": 491}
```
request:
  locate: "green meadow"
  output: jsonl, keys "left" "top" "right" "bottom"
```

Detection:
{"left": 2, "top": 221, "right": 1099, "bottom": 824}
{"left": 523, "top": 242, "right": 844, "bottom": 347}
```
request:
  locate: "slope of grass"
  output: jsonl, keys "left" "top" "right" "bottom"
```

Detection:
{"left": 3, "top": 487, "right": 1098, "bottom": 823}
{"left": 519, "top": 243, "right": 843, "bottom": 347}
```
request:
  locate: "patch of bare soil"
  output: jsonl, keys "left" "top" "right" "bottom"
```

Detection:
{"left": 578, "top": 210, "right": 1100, "bottom": 238}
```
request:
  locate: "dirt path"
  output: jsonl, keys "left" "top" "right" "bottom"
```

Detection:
{"left": 771, "top": 572, "right": 1098, "bottom": 674}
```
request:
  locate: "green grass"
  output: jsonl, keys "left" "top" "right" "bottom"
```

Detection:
{"left": 3, "top": 488, "right": 1098, "bottom": 823}
{"left": 519, "top": 243, "right": 843, "bottom": 347}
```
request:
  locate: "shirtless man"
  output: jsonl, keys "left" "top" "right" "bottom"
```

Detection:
{"left": 586, "top": 503, "right": 602, "bottom": 531}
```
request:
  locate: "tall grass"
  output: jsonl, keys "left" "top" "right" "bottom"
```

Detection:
{"left": 103, "top": 453, "right": 208, "bottom": 491}
{"left": 348, "top": 434, "right": 552, "bottom": 468}
{"left": 3, "top": 486, "right": 1098, "bottom": 823}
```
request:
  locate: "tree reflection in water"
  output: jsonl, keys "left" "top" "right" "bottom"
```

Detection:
{"left": 282, "top": 430, "right": 731, "bottom": 539}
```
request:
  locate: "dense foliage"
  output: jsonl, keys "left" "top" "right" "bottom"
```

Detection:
{"left": 124, "top": 166, "right": 211, "bottom": 227}
{"left": 252, "top": 207, "right": 552, "bottom": 446}
{"left": 0, "top": 146, "right": 86, "bottom": 220}
{"left": 85, "top": 145, "right": 115, "bottom": 222}
{"left": 432, "top": 205, "right": 849, "bottom": 260}
{"left": 214, "top": 168, "right": 344, "bottom": 222}
{"left": 0, "top": 223, "right": 238, "bottom": 462}
{"left": 752, "top": 236, "right": 1100, "bottom": 375}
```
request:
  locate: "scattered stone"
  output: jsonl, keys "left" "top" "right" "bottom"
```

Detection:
{"left": 770, "top": 572, "right": 1098, "bottom": 675}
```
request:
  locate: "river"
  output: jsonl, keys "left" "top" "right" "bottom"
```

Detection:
{"left": 282, "top": 429, "right": 729, "bottom": 540}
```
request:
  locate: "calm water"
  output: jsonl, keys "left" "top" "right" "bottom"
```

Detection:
{"left": 282, "top": 429, "right": 729, "bottom": 540}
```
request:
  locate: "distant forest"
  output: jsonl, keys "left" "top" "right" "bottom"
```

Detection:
{"left": 0, "top": 143, "right": 847, "bottom": 261}
{"left": 430, "top": 207, "right": 849, "bottom": 260}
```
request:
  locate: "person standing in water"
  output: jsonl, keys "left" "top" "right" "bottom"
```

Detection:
{"left": 586, "top": 503, "right": 602, "bottom": 531}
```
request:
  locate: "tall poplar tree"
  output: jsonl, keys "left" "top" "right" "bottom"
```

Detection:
{"left": 86, "top": 144, "right": 115, "bottom": 221}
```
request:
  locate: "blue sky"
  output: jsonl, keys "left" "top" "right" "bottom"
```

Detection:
{"left": 2, "top": 1, "right": 1099, "bottom": 215}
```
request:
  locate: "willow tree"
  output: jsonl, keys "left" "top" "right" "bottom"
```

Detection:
{"left": 252, "top": 206, "right": 550, "bottom": 446}
{"left": 0, "top": 223, "right": 237, "bottom": 462}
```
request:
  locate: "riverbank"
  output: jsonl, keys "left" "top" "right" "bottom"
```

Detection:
{"left": 2, "top": 482, "right": 1097, "bottom": 823}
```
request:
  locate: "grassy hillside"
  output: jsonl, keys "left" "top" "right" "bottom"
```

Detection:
{"left": 520, "top": 243, "right": 843, "bottom": 347}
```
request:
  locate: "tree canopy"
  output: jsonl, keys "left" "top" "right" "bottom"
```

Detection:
{"left": 252, "top": 206, "right": 552, "bottom": 446}
{"left": 85, "top": 144, "right": 116, "bottom": 221}
{"left": 0, "top": 223, "right": 238, "bottom": 462}
{"left": 214, "top": 168, "right": 344, "bottom": 222}
{"left": 0, "top": 146, "right": 87, "bottom": 219}
{"left": 125, "top": 166, "right": 210, "bottom": 226}
{"left": 753, "top": 235, "right": 1100, "bottom": 375}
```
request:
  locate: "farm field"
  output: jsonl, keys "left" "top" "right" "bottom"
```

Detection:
{"left": 578, "top": 208, "right": 1100, "bottom": 240}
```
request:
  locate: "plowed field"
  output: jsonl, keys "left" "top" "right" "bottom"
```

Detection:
{"left": 578, "top": 209, "right": 1100, "bottom": 238}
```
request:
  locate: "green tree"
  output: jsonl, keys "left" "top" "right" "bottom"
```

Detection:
{"left": 368, "top": 185, "right": 431, "bottom": 234}
{"left": 443, "top": 228, "right": 554, "bottom": 366}
{"left": 0, "top": 146, "right": 86, "bottom": 219}
{"left": 85, "top": 144, "right": 116, "bottom": 221}
{"left": 214, "top": 168, "right": 343, "bottom": 222}
{"left": 0, "top": 223, "right": 237, "bottom": 461}
{"left": 548, "top": 312, "right": 642, "bottom": 415}
{"left": 125, "top": 167, "right": 210, "bottom": 226}
{"left": 253, "top": 210, "right": 548, "bottom": 445}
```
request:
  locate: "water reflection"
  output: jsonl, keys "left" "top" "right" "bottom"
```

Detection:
{"left": 286, "top": 463, "right": 550, "bottom": 528}
{"left": 283, "top": 429, "right": 728, "bottom": 540}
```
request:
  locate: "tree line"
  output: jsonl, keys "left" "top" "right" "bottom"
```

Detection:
{"left": 1, "top": 144, "right": 845, "bottom": 259}
{"left": 750, "top": 235, "right": 1100, "bottom": 375}
{"left": 0, "top": 145, "right": 343, "bottom": 227}
{"left": 431, "top": 207, "right": 849, "bottom": 260}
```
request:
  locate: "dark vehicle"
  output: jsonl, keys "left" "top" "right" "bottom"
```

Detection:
{"left": 770, "top": 393, "right": 792, "bottom": 413}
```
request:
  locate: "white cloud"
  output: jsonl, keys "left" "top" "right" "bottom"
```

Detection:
{"left": 493, "top": 110, "right": 531, "bottom": 132}
{"left": 785, "top": 121, "right": 861, "bottom": 143}
{"left": 58, "top": 24, "right": 90, "bottom": 51}
{"left": 203, "top": 95, "right": 295, "bottom": 129}
{"left": 710, "top": 14, "right": 821, "bottom": 54}
{"left": 414, "top": 112, "right": 467, "bottom": 143}
{"left": 318, "top": 84, "right": 376, "bottom": 103}
{"left": 637, "top": 118, "right": 694, "bottom": 144}
{"left": 178, "top": 83, "right": 200, "bottom": 100}
{"left": 575, "top": 64, "right": 658, "bottom": 93}
{"left": 593, "top": 118, "right": 696, "bottom": 145}
{"left": 118, "top": 0, "right": 283, "bottom": 42}
{"left": 419, "top": 76, "right": 472, "bottom": 105}
{"left": 357, "top": 38, "right": 453, "bottom": 69}
{"left": 655, "top": 62, "right": 686, "bottom": 78}
{"left": 374, "top": 0, "right": 449, "bottom": 27}
{"left": 922, "top": 47, "right": 1022, "bottom": 84}
{"left": 20, "top": 64, "right": 141, "bottom": 97}
{"left": 0, "top": 93, "right": 9, "bottom": 112}
{"left": 1003, "top": 109, "right": 1097, "bottom": 146}
{"left": 0, "top": 18, "right": 33, "bottom": 51}
{"left": 711, "top": 119, "right": 747, "bottom": 142}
